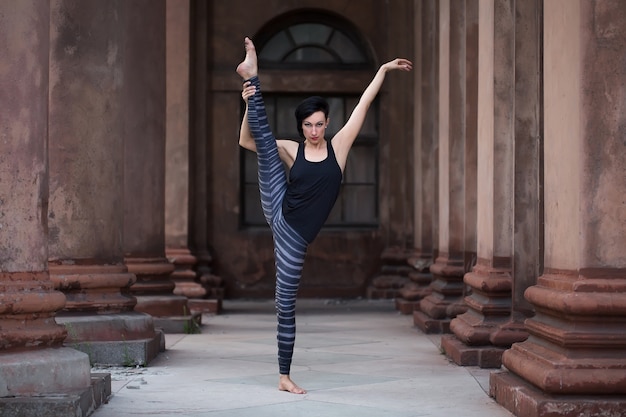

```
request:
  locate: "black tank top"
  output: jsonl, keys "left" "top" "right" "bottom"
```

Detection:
{"left": 283, "top": 140, "right": 342, "bottom": 243}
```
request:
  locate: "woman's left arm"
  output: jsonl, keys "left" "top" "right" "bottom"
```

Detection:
{"left": 332, "top": 58, "right": 413, "bottom": 170}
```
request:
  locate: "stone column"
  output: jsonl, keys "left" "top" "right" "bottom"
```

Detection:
{"left": 416, "top": 0, "right": 440, "bottom": 275}
{"left": 489, "top": 0, "right": 541, "bottom": 349}
{"left": 453, "top": 0, "right": 479, "bottom": 321}
{"left": 463, "top": 0, "right": 478, "bottom": 285}
{"left": 383, "top": 0, "right": 415, "bottom": 250}
{"left": 369, "top": 0, "right": 415, "bottom": 301}
{"left": 165, "top": 0, "right": 217, "bottom": 314}
{"left": 398, "top": 0, "right": 439, "bottom": 314}
{"left": 188, "top": 0, "right": 224, "bottom": 311}
{"left": 442, "top": 0, "right": 514, "bottom": 368}
{"left": 414, "top": 0, "right": 468, "bottom": 333}
{"left": 0, "top": 1, "right": 97, "bottom": 411}
{"left": 123, "top": 0, "right": 191, "bottom": 333}
{"left": 47, "top": 0, "right": 161, "bottom": 366}
{"left": 492, "top": 1, "right": 626, "bottom": 415}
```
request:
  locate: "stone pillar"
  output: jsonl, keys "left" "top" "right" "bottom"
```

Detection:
{"left": 123, "top": 0, "right": 191, "bottom": 333}
{"left": 188, "top": 0, "right": 224, "bottom": 311}
{"left": 489, "top": 0, "right": 541, "bottom": 349}
{"left": 491, "top": 1, "right": 626, "bottom": 415}
{"left": 442, "top": 0, "right": 514, "bottom": 368}
{"left": 47, "top": 0, "right": 161, "bottom": 366}
{"left": 0, "top": 2, "right": 103, "bottom": 413}
{"left": 369, "top": 0, "right": 415, "bottom": 302}
{"left": 165, "top": 0, "right": 217, "bottom": 315}
{"left": 383, "top": 0, "right": 415, "bottom": 250}
{"left": 397, "top": 0, "right": 439, "bottom": 314}
{"left": 414, "top": 0, "right": 468, "bottom": 334}
{"left": 463, "top": 0, "right": 478, "bottom": 285}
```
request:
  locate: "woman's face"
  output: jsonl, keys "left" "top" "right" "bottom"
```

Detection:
{"left": 302, "top": 111, "right": 328, "bottom": 144}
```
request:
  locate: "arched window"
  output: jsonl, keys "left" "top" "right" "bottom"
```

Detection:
{"left": 258, "top": 22, "right": 368, "bottom": 66}
{"left": 241, "top": 14, "right": 379, "bottom": 230}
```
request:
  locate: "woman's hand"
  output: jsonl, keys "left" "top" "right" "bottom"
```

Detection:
{"left": 241, "top": 81, "right": 256, "bottom": 103}
{"left": 382, "top": 58, "right": 413, "bottom": 73}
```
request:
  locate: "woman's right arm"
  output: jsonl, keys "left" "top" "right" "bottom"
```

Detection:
{"left": 239, "top": 82, "right": 257, "bottom": 152}
{"left": 239, "top": 106, "right": 257, "bottom": 153}
{"left": 238, "top": 81, "right": 298, "bottom": 167}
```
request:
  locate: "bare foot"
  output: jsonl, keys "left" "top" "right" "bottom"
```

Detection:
{"left": 236, "top": 36, "right": 258, "bottom": 80}
{"left": 278, "top": 374, "right": 307, "bottom": 394}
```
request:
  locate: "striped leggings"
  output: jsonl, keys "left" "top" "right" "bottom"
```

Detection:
{"left": 246, "top": 76, "right": 308, "bottom": 376}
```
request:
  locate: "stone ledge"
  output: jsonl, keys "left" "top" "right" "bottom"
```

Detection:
{"left": 440, "top": 334, "right": 505, "bottom": 368}
{"left": 153, "top": 312, "right": 201, "bottom": 334}
{"left": 187, "top": 298, "right": 221, "bottom": 314}
{"left": 0, "top": 348, "right": 91, "bottom": 396}
{"left": 490, "top": 371, "right": 626, "bottom": 417}
{"left": 413, "top": 310, "right": 451, "bottom": 334}
{"left": 69, "top": 334, "right": 162, "bottom": 367}
{"left": 0, "top": 373, "right": 110, "bottom": 417}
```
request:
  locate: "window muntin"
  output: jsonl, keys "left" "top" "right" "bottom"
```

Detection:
{"left": 258, "top": 22, "right": 368, "bottom": 67}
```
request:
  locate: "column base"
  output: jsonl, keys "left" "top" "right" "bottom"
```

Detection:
{"left": 407, "top": 253, "right": 433, "bottom": 273}
{"left": 153, "top": 313, "right": 201, "bottom": 334}
{"left": 396, "top": 277, "right": 432, "bottom": 314}
{"left": 366, "top": 274, "right": 410, "bottom": 299}
{"left": 418, "top": 293, "right": 467, "bottom": 321}
{"left": 408, "top": 270, "right": 433, "bottom": 285}
{"left": 133, "top": 294, "right": 189, "bottom": 317}
{"left": 489, "top": 318, "right": 529, "bottom": 347}
{"left": 418, "top": 253, "right": 466, "bottom": 321}
{"left": 0, "top": 373, "right": 110, "bottom": 417}
{"left": 506, "top": 271, "right": 626, "bottom": 394}
{"left": 396, "top": 257, "right": 433, "bottom": 314}
{"left": 126, "top": 257, "right": 194, "bottom": 331}
{"left": 413, "top": 309, "right": 451, "bottom": 333}
{"left": 0, "top": 272, "right": 67, "bottom": 350}
{"left": 395, "top": 298, "right": 421, "bottom": 314}
{"left": 166, "top": 247, "right": 207, "bottom": 299}
{"left": 187, "top": 298, "right": 221, "bottom": 315}
{"left": 67, "top": 336, "right": 162, "bottom": 367}
{"left": 367, "top": 247, "right": 416, "bottom": 299}
{"left": 49, "top": 263, "right": 137, "bottom": 312}
{"left": 440, "top": 334, "right": 505, "bottom": 368}
{"left": 379, "top": 246, "right": 415, "bottom": 276}
{"left": 490, "top": 371, "right": 626, "bottom": 417}
{"left": 0, "top": 347, "right": 91, "bottom": 396}
{"left": 131, "top": 294, "right": 200, "bottom": 334}
{"left": 55, "top": 312, "right": 162, "bottom": 366}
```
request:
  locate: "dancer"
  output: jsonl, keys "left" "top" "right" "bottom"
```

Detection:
{"left": 237, "top": 36, "right": 412, "bottom": 394}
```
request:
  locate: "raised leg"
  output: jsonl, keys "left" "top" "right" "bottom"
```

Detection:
{"left": 237, "top": 37, "right": 306, "bottom": 394}
{"left": 245, "top": 76, "right": 287, "bottom": 226}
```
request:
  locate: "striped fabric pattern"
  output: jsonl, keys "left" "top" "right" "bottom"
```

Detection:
{"left": 246, "top": 76, "right": 308, "bottom": 375}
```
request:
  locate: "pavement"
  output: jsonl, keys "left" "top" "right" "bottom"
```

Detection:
{"left": 92, "top": 299, "right": 514, "bottom": 417}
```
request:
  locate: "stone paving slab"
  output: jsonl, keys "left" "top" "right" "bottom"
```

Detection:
{"left": 92, "top": 299, "right": 514, "bottom": 417}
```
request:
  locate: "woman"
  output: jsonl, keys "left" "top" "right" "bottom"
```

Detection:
{"left": 237, "top": 36, "right": 412, "bottom": 394}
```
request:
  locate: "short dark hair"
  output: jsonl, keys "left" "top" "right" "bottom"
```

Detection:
{"left": 294, "top": 96, "right": 329, "bottom": 138}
